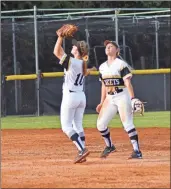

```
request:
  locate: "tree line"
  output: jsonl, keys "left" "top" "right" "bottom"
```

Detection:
{"left": 1, "top": 1, "right": 170, "bottom": 11}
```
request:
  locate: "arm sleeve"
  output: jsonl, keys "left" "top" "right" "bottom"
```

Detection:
{"left": 120, "top": 63, "right": 132, "bottom": 80}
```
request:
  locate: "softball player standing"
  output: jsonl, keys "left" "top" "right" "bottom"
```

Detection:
{"left": 53, "top": 31, "right": 90, "bottom": 163}
{"left": 96, "top": 40, "right": 143, "bottom": 159}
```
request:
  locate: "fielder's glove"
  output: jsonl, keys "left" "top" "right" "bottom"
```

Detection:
{"left": 56, "top": 24, "right": 78, "bottom": 38}
{"left": 131, "top": 98, "right": 145, "bottom": 116}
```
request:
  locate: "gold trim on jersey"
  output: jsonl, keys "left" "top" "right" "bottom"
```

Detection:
{"left": 102, "top": 75, "right": 121, "bottom": 79}
{"left": 67, "top": 58, "right": 71, "bottom": 71}
{"left": 59, "top": 53, "right": 67, "bottom": 65}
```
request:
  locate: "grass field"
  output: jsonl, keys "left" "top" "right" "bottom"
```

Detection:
{"left": 1, "top": 111, "right": 170, "bottom": 129}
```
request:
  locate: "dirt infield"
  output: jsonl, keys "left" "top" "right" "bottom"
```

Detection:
{"left": 1, "top": 128, "right": 170, "bottom": 188}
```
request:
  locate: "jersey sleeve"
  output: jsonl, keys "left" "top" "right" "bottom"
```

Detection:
{"left": 59, "top": 53, "right": 71, "bottom": 70}
{"left": 99, "top": 73, "right": 103, "bottom": 82}
{"left": 98, "top": 65, "right": 103, "bottom": 82}
{"left": 120, "top": 62, "right": 132, "bottom": 80}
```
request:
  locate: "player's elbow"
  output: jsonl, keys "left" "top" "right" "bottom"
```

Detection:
{"left": 53, "top": 49, "right": 58, "bottom": 57}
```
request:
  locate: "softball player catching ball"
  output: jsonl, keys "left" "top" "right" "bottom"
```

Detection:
{"left": 53, "top": 31, "right": 91, "bottom": 163}
{"left": 96, "top": 40, "right": 143, "bottom": 159}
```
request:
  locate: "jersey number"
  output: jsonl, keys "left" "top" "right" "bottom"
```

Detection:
{"left": 74, "top": 73, "right": 84, "bottom": 86}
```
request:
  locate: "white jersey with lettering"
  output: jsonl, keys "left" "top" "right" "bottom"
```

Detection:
{"left": 59, "top": 53, "right": 86, "bottom": 138}
{"left": 99, "top": 58, "right": 132, "bottom": 95}
{"left": 97, "top": 58, "right": 136, "bottom": 133}
{"left": 60, "top": 53, "right": 85, "bottom": 93}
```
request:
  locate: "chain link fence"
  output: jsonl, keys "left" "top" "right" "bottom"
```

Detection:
{"left": 1, "top": 9, "right": 170, "bottom": 116}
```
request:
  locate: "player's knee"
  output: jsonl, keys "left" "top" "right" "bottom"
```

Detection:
{"left": 61, "top": 120, "right": 70, "bottom": 134}
{"left": 73, "top": 124, "right": 83, "bottom": 134}
{"left": 61, "top": 125, "right": 74, "bottom": 138}
{"left": 97, "top": 119, "right": 107, "bottom": 131}
{"left": 123, "top": 122, "right": 135, "bottom": 132}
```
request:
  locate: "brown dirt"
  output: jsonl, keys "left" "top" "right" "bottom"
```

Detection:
{"left": 1, "top": 128, "right": 170, "bottom": 188}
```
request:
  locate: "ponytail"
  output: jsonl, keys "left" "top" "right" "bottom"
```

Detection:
{"left": 82, "top": 54, "right": 89, "bottom": 76}
{"left": 82, "top": 61, "right": 87, "bottom": 76}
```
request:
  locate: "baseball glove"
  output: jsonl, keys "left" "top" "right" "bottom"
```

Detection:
{"left": 131, "top": 98, "right": 145, "bottom": 116}
{"left": 56, "top": 24, "right": 78, "bottom": 38}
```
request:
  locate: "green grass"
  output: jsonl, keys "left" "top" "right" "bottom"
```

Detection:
{"left": 1, "top": 111, "right": 170, "bottom": 129}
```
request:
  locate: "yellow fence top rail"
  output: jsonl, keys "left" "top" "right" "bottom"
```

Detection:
{"left": 5, "top": 69, "right": 171, "bottom": 81}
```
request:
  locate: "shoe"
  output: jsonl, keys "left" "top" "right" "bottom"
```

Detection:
{"left": 100, "top": 145, "right": 116, "bottom": 158}
{"left": 74, "top": 148, "right": 90, "bottom": 164}
{"left": 79, "top": 158, "right": 86, "bottom": 163}
{"left": 128, "top": 150, "right": 142, "bottom": 159}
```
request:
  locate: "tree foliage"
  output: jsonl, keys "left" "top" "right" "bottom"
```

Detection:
{"left": 1, "top": 1, "right": 170, "bottom": 11}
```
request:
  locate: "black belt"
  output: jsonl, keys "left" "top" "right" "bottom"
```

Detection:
{"left": 108, "top": 89, "right": 123, "bottom": 95}
{"left": 69, "top": 90, "right": 83, "bottom": 93}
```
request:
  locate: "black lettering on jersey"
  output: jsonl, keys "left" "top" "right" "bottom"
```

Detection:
{"left": 62, "top": 55, "right": 70, "bottom": 70}
{"left": 120, "top": 67, "right": 131, "bottom": 78}
{"left": 102, "top": 78, "right": 124, "bottom": 87}
{"left": 74, "top": 73, "right": 84, "bottom": 86}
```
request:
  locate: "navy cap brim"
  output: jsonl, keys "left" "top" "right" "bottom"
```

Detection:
{"left": 104, "top": 40, "right": 119, "bottom": 48}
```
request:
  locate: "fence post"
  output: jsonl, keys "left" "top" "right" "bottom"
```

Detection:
{"left": 155, "top": 19, "right": 159, "bottom": 69}
{"left": 115, "top": 10, "right": 119, "bottom": 44}
{"left": 163, "top": 73, "right": 167, "bottom": 110}
{"left": 85, "top": 18, "right": 90, "bottom": 47}
{"left": 122, "top": 30, "right": 126, "bottom": 60}
{"left": 1, "top": 75, "right": 7, "bottom": 117}
{"left": 85, "top": 18, "right": 90, "bottom": 64}
{"left": 12, "top": 17, "right": 19, "bottom": 114}
{"left": 34, "top": 5, "right": 40, "bottom": 116}
{"left": 0, "top": 75, "right": 2, "bottom": 118}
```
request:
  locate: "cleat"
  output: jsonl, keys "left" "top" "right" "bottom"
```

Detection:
{"left": 74, "top": 148, "right": 90, "bottom": 164}
{"left": 79, "top": 158, "right": 86, "bottom": 163}
{"left": 128, "top": 150, "right": 142, "bottom": 159}
{"left": 100, "top": 145, "right": 116, "bottom": 158}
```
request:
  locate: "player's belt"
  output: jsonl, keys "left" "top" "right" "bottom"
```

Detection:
{"left": 107, "top": 88, "right": 123, "bottom": 95}
{"left": 69, "top": 90, "right": 83, "bottom": 93}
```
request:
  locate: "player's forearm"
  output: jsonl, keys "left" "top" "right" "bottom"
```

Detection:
{"left": 53, "top": 36, "right": 64, "bottom": 58}
{"left": 100, "top": 83, "right": 106, "bottom": 104}
{"left": 124, "top": 79, "right": 135, "bottom": 99}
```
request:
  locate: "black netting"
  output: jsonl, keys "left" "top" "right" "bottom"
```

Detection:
{"left": 118, "top": 16, "right": 170, "bottom": 69}
{"left": 1, "top": 19, "right": 14, "bottom": 76}
{"left": 1, "top": 15, "right": 170, "bottom": 116}
{"left": 2, "top": 18, "right": 36, "bottom": 75}
{"left": 4, "top": 80, "right": 36, "bottom": 115}
{"left": 15, "top": 21, "right": 35, "bottom": 74}
{"left": 1, "top": 16, "right": 170, "bottom": 74}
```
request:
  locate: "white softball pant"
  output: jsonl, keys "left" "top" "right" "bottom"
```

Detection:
{"left": 97, "top": 89, "right": 135, "bottom": 132}
{"left": 60, "top": 90, "right": 86, "bottom": 138}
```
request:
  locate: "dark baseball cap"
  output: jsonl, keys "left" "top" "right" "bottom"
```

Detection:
{"left": 72, "top": 39, "right": 88, "bottom": 56}
{"left": 104, "top": 40, "right": 119, "bottom": 48}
